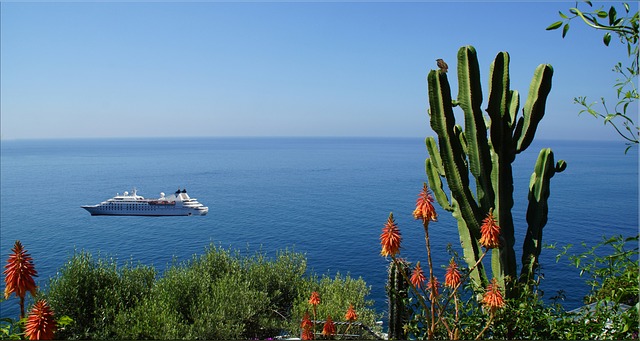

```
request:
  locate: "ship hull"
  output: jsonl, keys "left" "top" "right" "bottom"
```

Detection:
{"left": 81, "top": 206, "right": 208, "bottom": 216}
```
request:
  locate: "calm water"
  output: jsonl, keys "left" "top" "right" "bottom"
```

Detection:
{"left": 1, "top": 137, "right": 637, "bottom": 319}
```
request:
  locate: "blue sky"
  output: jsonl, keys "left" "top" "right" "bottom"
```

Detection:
{"left": 1, "top": 1, "right": 636, "bottom": 140}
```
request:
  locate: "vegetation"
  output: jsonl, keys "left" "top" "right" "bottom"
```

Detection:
{"left": 375, "top": 45, "right": 638, "bottom": 340}
{"left": 1, "top": 8, "right": 637, "bottom": 340}
{"left": 425, "top": 45, "right": 566, "bottom": 298}
{"left": 37, "top": 245, "right": 379, "bottom": 340}
{"left": 547, "top": 1, "right": 639, "bottom": 152}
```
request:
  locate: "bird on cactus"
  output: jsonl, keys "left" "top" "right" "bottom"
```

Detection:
{"left": 436, "top": 58, "right": 448, "bottom": 73}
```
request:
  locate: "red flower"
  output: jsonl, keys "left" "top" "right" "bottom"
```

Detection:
{"left": 301, "top": 311, "right": 313, "bottom": 329}
{"left": 479, "top": 209, "right": 500, "bottom": 249}
{"left": 308, "top": 291, "right": 321, "bottom": 306}
{"left": 321, "top": 315, "right": 336, "bottom": 337}
{"left": 345, "top": 304, "right": 358, "bottom": 322}
{"left": 413, "top": 183, "right": 437, "bottom": 222}
{"left": 4, "top": 240, "right": 38, "bottom": 300}
{"left": 301, "top": 311, "right": 314, "bottom": 339}
{"left": 301, "top": 328, "right": 315, "bottom": 340}
{"left": 426, "top": 277, "right": 440, "bottom": 300}
{"left": 482, "top": 278, "right": 506, "bottom": 313}
{"left": 24, "top": 300, "right": 57, "bottom": 340}
{"left": 380, "top": 213, "right": 401, "bottom": 257}
{"left": 410, "top": 261, "right": 426, "bottom": 289}
{"left": 444, "top": 259, "right": 461, "bottom": 289}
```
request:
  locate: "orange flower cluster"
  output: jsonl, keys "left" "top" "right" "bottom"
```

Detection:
{"left": 482, "top": 278, "right": 506, "bottom": 313}
{"left": 4, "top": 240, "right": 38, "bottom": 300}
{"left": 426, "top": 277, "right": 440, "bottom": 300}
{"left": 300, "top": 311, "right": 314, "bottom": 340}
{"left": 413, "top": 183, "right": 438, "bottom": 222}
{"left": 479, "top": 209, "right": 501, "bottom": 249}
{"left": 410, "top": 262, "right": 426, "bottom": 289}
{"left": 380, "top": 213, "right": 401, "bottom": 257}
{"left": 444, "top": 259, "right": 461, "bottom": 289}
{"left": 345, "top": 304, "right": 358, "bottom": 322}
{"left": 321, "top": 315, "right": 336, "bottom": 337}
{"left": 308, "top": 291, "right": 321, "bottom": 306}
{"left": 25, "top": 300, "right": 57, "bottom": 340}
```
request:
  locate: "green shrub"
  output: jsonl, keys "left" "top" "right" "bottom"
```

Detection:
{"left": 41, "top": 251, "right": 155, "bottom": 339}
{"left": 41, "top": 244, "right": 376, "bottom": 339}
{"left": 290, "top": 273, "right": 381, "bottom": 339}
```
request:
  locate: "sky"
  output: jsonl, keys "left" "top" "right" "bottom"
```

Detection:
{"left": 1, "top": 1, "right": 637, "bottom": 140}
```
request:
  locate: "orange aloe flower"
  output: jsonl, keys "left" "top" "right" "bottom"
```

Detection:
{"left": 345, "top": 304, "right": 358, "bottom": 322}
{"left": 4, "top": 240, "right": 38, "bottom": 318}
{"left": 410, "top": 261, "right": 426, "bottom": 289}
{"left": 301, "top": 328, "right": 315, "bottom": 340}
{"left": 308, "top": 291, "right": 321, "bottom": 306}
{"left": 380, "top": 213, "right": 401, "bottom": 257}
{"left": 301, "top": 311, "right": 313, "bottom": 329}
{"left": 24, "top": 300, "right": 57, "bottom": 340}
{"left": 482, "top": 278, "right": 506, "bottom": 313}
{"left": 413, "top": 183, "right": 437, "bottom": 222}
{"left": 425, "top": 276, "right": 440, "bottom": 300}
{"left": 4, "top": 240, "right": 38, "bottom": 299}
{"left": 301, "top": 311, "right": 314, "bottom": 340}
{"left": 479, "top": 209, "right": 500, "bottom": 249}
{"left": 444, "top": 259, "right": 461, "bottom": 289}
{"left": 321, "top": 315, "right": 336, "bottom": 337}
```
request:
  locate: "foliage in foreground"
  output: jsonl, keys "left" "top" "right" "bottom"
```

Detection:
{"left": 39, "top": 245, "right": 379, "bottom": 340}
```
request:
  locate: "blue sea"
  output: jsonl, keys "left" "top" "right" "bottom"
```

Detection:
{"left": 1, "top": 137, "right": 638, "bottom": 320}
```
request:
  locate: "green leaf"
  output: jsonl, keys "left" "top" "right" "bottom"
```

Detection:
{"left": 57, "top": 316, "right": 74, "bottom": 328}
{"left": 585, "top": 1, "right": 592, "bottom": 6}
{"left": 562, "top": 23, "right": 570, "bottom": 38}
{"left": 603, "top": 32, "right": 612, "bottom": 46}
{"left": 624, "top": 3, "right": 630, "bottom": 13}
{"left": 546, "top": 21, "right": 563, "bottom": 30}
{"left": 597, "top": 10, "right": 608, "bottom": 18}
{"left": 608, "top": 6, "right": 617, "bottom": 25}
{"left": 559, "top": 11, "right": 568, "bottom": 19}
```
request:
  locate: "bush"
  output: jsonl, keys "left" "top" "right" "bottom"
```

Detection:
{"left": 290, "top": 273, "right": 381, "bottom": 339}
{"left": 41, "top": 251, "right": 155, "bottom": 339}
{"left": 41, "top": 245, "right": 378, "bottom": 339}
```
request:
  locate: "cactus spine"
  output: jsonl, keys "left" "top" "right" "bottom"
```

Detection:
{"left": 425, "top": 46, "right": 566, "bottom": 297}
{"left": 386, "top": 260, "right": 409, "bottom": 340}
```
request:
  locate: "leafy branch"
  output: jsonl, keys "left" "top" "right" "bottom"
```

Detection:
{"left": 547, "top": 1, "right": 639, "bottom": 152}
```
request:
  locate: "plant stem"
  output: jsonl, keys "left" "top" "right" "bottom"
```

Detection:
{"left": 19, "top": 296, "right": 25, "bottom": 320}
{"left": 423, "top": 220, "right": 437, "bottom": 339}
{"left": 475, "top": 312, "right": 495, "bottom": 340}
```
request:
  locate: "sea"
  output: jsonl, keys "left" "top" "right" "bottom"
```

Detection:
{"left": 1, "top": 137, "right": 638, "bottom": 321}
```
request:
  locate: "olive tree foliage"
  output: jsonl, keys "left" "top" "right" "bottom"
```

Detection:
{"left": 547, "top": 1, "right": 639, "bottom": 152}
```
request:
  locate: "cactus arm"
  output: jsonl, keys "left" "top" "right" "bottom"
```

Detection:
{"left": 455, "top": 125, "right": 468, "bottom": 158}
{"left": 426, "top": 158, "right": 453, "bottom": 211}
{"left": 520, "top": 149, "right": 566, "bottom": 282}
{"left": 509, "top": 90, "right": 520, "bottom": 133}
{"left": 457, "top": 45, "right": 495, "bottom": 211}
{"left": 427, "top": 70, "right": 482, "bottom": 229}
{"left": 486, "top": 52, "right": 512, "bottom": 154}
{"left": 425, "top": 137, "right": 445, "bottom": 177}
{"left": 486, "top": 52, "right": 518, "bottom": 292}
{"left": 452, "top": 197, "right": 487, "bottom": 288}
{"left": 515, "top": 64, "right": 554, "bottom": 153}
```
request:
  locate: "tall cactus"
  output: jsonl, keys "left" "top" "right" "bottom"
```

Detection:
{"left": 386, "top": 260, "right": 409, "bottom": 340}
{"left": 425, "top": 46, "right": 566, "bottom": 297}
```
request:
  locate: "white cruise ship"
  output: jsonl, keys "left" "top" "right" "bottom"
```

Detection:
{"left": 82, "top": 188, "right": 208, "bottom": 216}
